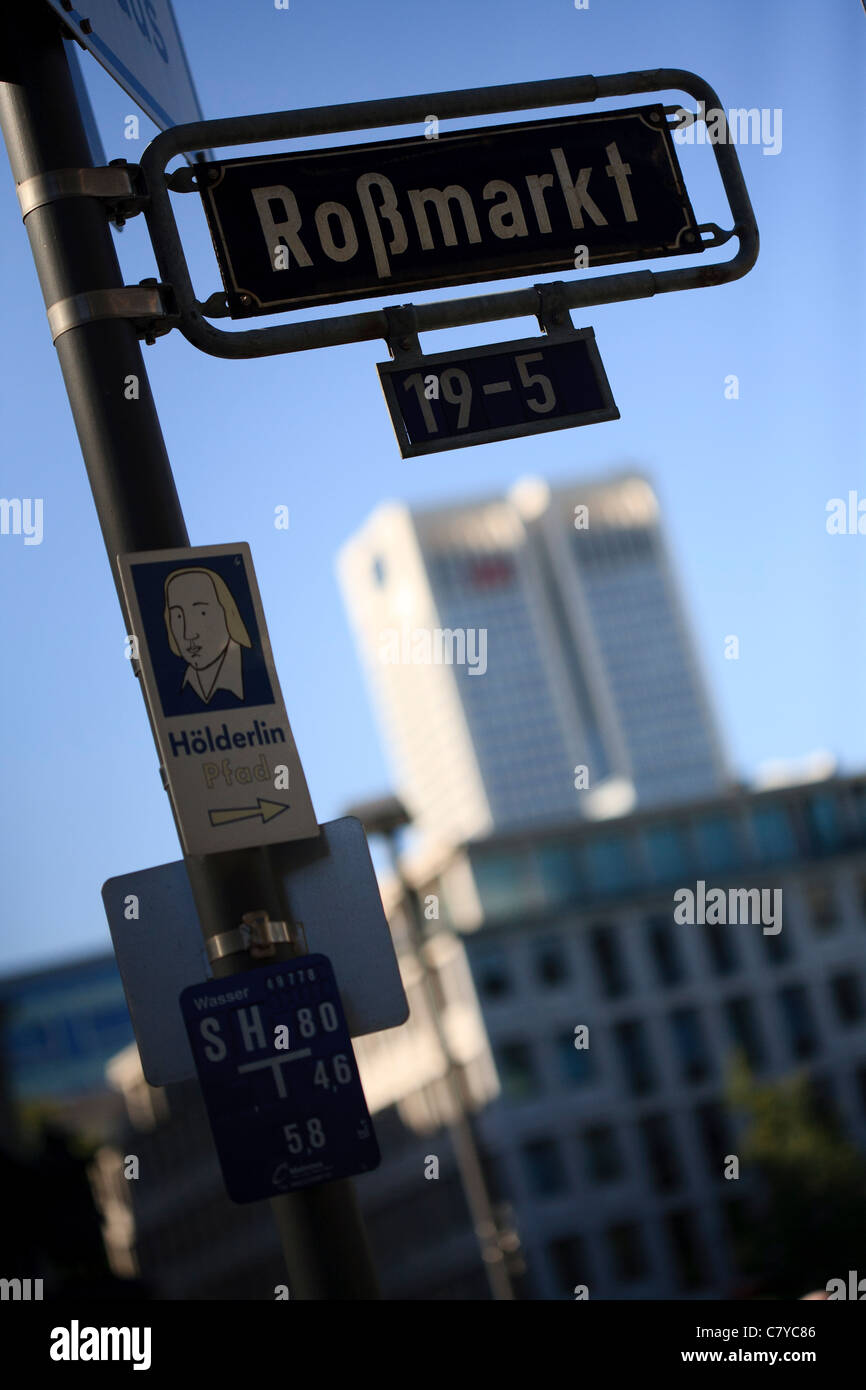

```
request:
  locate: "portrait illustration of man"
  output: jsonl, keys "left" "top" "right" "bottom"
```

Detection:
{"left": 163, "top": 566, "right": 252, "bottom": 706}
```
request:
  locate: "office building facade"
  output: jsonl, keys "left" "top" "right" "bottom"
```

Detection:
{"left": 423, "top": 772, "right": 866, "bottom": 1298}
{"left": 338, "top": 473, "right": 727, "bottom": 844}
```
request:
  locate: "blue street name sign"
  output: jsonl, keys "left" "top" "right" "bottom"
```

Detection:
{"left": 46, "top": 0, "right": 205, "bottom": 132}
{"left": 377, "top": 328, "right": 619, "bottom": 457}
{"left": 199, "top": 105, "right": 699, "bottom": 318}
{"left": 179, "top": 954, "right": 380, "bottom": 1203}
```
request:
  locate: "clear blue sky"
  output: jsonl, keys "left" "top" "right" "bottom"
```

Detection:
{"left": 1, "top": 0, "right": 864, "bottom": 975}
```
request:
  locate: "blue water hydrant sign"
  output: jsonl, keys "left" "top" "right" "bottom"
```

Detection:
{"left": 179, "top": 955, "right": 380, "bottom": 1203}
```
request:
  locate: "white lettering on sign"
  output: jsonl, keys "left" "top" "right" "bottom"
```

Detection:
{"left": 193, "top": 987, "right": 250, "bottom": 1009}
{"left": 200, "top": 1017, "right": 227, "bottom": 1062}
{"left": 238, "top": 1048, "right": 312, "bottom": 1098}
{"left": 115, "top": 0, "right": 169, "bottom": 63}
{"left": 238, "top": 1005, "right": 267, "bottom": 1052}
{"left": 251, "top": 141, "right": 644, "bottom": 282}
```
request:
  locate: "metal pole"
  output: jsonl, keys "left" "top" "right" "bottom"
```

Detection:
{"left": 381, "top": 833, "right": 517, "bottom": 1300}
{"left": 0, "top": 5, "right": 378, "bottom": 1301}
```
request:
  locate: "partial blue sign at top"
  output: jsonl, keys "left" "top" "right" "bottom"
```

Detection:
{"left": 47, "top": 0, "right": 205, "bottom": 134}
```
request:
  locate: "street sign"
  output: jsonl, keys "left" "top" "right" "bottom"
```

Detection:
{"left": 46, "top": 0, "right": 205, "bottom": 134}
{"left": 180, "top": 954, "right": 380, "bottom": 1202}
{"left": 67, "top": 45, "right": 106, "bottom": 168}
{"left": 378, "top": 329, "right": 619, "bottom": 457}
{"left": 102, "top": 817, "right": 410, "bottom": 1085}
{"left": 118, "top": 543, "right": 319, "bottom": 856}
{"left": 199, "top": 104, "right": 701, "bottom": 318}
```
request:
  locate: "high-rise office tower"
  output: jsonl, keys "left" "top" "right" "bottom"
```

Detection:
{"left": 337, "top": 472, "right": 728, "bottom": 844}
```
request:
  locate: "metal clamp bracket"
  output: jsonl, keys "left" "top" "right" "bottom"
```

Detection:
{"left": 383, "top": 304, "right": 422, "bottom": 361}
{"left": 16, "top": 162, "right": 146, "bottom": 227}
{"left": 46, "top": 280, "right": 179, "bottom": 345}
{"left": 534, "top": 281, "right": 576, "bottom": 338}
{"left": 205, "top": 912, "right": 306, "bottom": 963}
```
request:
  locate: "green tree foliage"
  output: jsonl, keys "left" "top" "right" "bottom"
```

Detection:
{"left": 726, "top": 1054, "right": 866, "bottom": 1298}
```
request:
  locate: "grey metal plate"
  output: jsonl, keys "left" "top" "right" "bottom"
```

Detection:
{"left": 102, "top": 817, "right": 408, "bottom": 1087}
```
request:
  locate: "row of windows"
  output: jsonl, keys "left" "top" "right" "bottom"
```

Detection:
{"left": 468, "top": 794, "right": 866, "bottom": 918}
{"left": 472, "top": 908, "right": 863, "bottom": 1004}
{"left": 508, "top": 1061, "right": 866, "bottom": 1217}
{"left": 547, "top": 1198, "right": 745, "bottom": 1293}
{"left": 517, "top": 1101, "right": 735, "bottom": 1201}
{"left": 493, "top": 977, "right": 866, "bottom": 1100}
{"left": 572, "top": 525, "right": 656, "bottom": 568}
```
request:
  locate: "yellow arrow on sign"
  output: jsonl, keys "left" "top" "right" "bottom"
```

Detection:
{"left": 208, "top": 798, "right": 289, "bottom": 827}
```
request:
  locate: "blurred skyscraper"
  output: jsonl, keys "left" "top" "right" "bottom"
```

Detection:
{"left": 338, "top": 472, "right": 728, "bottom": 844}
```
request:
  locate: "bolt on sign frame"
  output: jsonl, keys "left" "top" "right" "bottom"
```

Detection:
{"left": 140, "top": 68, "right": 758, "bottom": 359}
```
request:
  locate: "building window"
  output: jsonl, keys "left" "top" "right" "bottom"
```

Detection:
{"left": 614, "top": 1020, "right": 656, "bottom": 1096}
{"left": 805, "top": 880, "right": 840, "bottom": 933}
{"left": 496, "top": 1041, "right": 539, "bottom": 1101}
{"left": 723, "top": 1195, "right": 755, "bottom": 1254}
{"left": 583, "top": 837, "right": 633, "bottom": 896}
{"left": 606, "top": 1222, "right": 649, "bottom": 1283}
{"left": 665, "top": 1209, "right": 706, "bottom": 1289}
{"left": 809, "top": 1072, "right": 837, "bottom": 1125}
{"left": 829, "top": 972, "right": 863, "bottom": 1025}
{"left": 853, "top": 784, "right": 866, "bottom": 835}
{"left": 590, "top": 925, "right": 630, "bottom": 998}
{"left": 776, "top": 984, "right": 818, "bottom": 1059}
{"left": 694, "top": 1101, "right": 731, "bottom": 1178}
{"left": 724, "top": 996, "right": 765, "bottom": 1069}
{"left": 533, "top": 935, "right": 569, "bottom": 987}
{"left": 639, "top": 1114, "right": 682, "bottom": 1192}
{"left": 751, "top": 806, "right": 798, "bottom": 863}
{"left": 556, "top": 1031, "right": 593, "bottom": 1087}
{"left": 693, "top": 815, "right": 740, "bottom": 873}
{"left": 371, "top": 555, "right": 386, "bottom": 587}
{"left": 703, "top": 921, "right": 739, "bottom": 976}
{"left": 668, "top": 1008, "right": 712, "bottom": 1084}
{"left": 473, "top": 852, "right": 543, "bottom": 921}
{"left": 537, "top": 844, "right": 583, "bottom": 906}
{"left": 549, "top": 1235, "right": 589, "bottom": 1295}
{"left": 644, "top": 824, "right": 690, "bottom": 884}
{"left": 761, "top": 921, "right": 792, "bottom": 964}
{"left": 646, "top": 915, "right": 686, "bottom": 986}
{"left": 582, "top": 1125, "right": 624, "bottom": 1185}
{"left": 805, "top": 794, "right": 842, "bottom": 853}
{"left": 520, "top": 1138, "right": 568, "bottom": 1197}
{"left": 471, "top": 943, "right": 512, "bottom": 1000}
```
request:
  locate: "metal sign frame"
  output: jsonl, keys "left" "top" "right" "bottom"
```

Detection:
{"left": 196, "top": 103, "right": 702, "bottom": 319}
{"left": 140, "top": 69, "right": 758, "bottom": 360}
